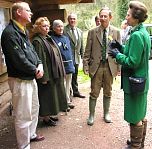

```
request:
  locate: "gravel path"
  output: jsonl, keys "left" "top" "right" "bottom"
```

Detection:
{"left": 0, "top": 74, "right": 152, "bottom": 149}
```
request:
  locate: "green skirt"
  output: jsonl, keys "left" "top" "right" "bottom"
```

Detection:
{"left": 124, "top": 92, "right": 147, "bottom": 124}
{"left": 37, "top": 77, "right": 68, "bottom": 116}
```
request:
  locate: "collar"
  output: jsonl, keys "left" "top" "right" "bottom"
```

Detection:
{"left": 67, "top": 24, "right": 76, "bottom": 30}
{"left": 12, "top": 19, "right": 25, "bottom": 33}
{"left": 100, "top": 25, "right": 110, "bottom": 33}
{"left": 71, "top": 27, "right": 76, "bottom": 30}
{"left": 130, "top": 23, "right": 143, "bottom": 34}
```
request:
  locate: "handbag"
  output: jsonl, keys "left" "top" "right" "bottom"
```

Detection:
{"left": 128, "top": 31, "right": 148, "bottom": 93}
{"left": 129, "top": 77, "right": 146, "bottom": 93}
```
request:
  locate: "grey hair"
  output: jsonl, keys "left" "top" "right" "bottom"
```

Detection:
{"left": 52, "top": 19, "right": 63, "bottom": 29}
{"left": 68, "top": 13, "right": 77, "bottom": 19}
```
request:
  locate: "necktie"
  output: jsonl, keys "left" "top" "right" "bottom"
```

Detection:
{"left": 71, "top": 28, "right": 77, "bottom": 44}
{"left": 102, "top": 29, "right": 107, "bottom": 63}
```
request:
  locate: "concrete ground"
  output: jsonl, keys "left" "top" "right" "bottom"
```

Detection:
{"left": 0, "top": 61, "right": 152, "bottom": 149}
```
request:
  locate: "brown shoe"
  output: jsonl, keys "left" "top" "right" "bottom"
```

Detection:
{"left": 50, "top": 116, "right": 59, "bottom": 121}
{"left": 30, "top": 135, "right": 45, "bottom": 142}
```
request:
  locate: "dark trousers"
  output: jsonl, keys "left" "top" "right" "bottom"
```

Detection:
{"left": 72, "top": 64, "right": 79, "bottom": 94}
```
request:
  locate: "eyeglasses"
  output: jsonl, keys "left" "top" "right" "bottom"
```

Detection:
{"left": 25, "top": 9, "right": 32, "bottom": 13}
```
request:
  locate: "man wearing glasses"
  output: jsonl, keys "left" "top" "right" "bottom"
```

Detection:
{"left": 1, "top": 2, "right": 45, "bottom": 149}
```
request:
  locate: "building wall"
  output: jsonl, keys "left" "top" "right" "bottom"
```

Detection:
{"left": 0, "top": 0, "right": 12, "bottom": 115}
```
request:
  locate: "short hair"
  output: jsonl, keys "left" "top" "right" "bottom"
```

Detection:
{"left": 95, "top": 16, "right": 100, "bottom": 21}
{"left": 52, "top": 19, "right": 63, "bottom": 29}
{"left": 12, "top": 2, "right": 29, "bottom": 19}
{"left": 33, "top": 17, "right": 50, "bottom": 34}
{"left": 129, "top": 1, "right": 148, "bottom": 23}
{"left": 67, "top": 13, "right": 77, "bottom": 20}
{"left": 99, "top": 6, "right": 112, "bottom": 17}
{"left": 121, "top": 20, "right": 128, "bottom": 29}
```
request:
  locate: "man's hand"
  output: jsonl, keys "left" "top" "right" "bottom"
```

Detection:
{"left": 108, "top": 48, "right": 120, "bottom": 58}
{"left": 83, "top": 68, "right": 89, "bottom": 75}
{"left": 117, "top": 71, "right": 121, "bottom": 76}
{"left": 36, "top": 64, "right": 44, "bottom": 79}
{"left": 42, "top": 81, "right": 47, "bottom": 84}
{"left": 109, "top": 40, "right": 122, "bottom": 52}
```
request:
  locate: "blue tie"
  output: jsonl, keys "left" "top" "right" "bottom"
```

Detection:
{"left": 102, "top": 29, "right": 107, "bottom": 63}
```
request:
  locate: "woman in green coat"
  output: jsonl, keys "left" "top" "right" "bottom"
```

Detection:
{"left": 32, "top": 17, "right": 68, "bottom": 126}
{"left": 109, "top": 1, "right": 151, "bottom": 148}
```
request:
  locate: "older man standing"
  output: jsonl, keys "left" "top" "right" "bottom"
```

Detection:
{"left": 83, "top": 6, "right": 121, "bottom": 126}
{"left": 64, "top": 13, "right": 85, "bottom": 98}
{"left": 1, "top": 2, "right": 44, "bottom": 149}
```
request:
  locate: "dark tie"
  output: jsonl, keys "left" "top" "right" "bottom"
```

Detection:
{"left": 71, "top": 28, "right": 77, "bottom": 44}
{"left": 102, "top": 29, "right": 107, "bottom": 63}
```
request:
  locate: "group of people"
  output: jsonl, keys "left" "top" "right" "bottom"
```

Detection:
{"left": 1, "top": 0, "right": 151, "bottom": 149}
{"left": 1, "top": 1, "right": 85, "bottom": 149}
{"left": 84, "top": 1, "right": 150, "bottom": 149}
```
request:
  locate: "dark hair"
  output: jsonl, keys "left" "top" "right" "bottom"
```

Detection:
{"left": 95, "top": 16, "right": 100, "bottom": 21}
{"left": 129, "top": 1, "right": 148, "bottom": 23}
{"left": 99, "top": 6, "right": 112, "bottom": 17}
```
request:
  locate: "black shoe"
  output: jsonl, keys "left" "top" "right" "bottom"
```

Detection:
{"left": 43, "top": 119, "right": 57, "bottom": 126}
{"left": 73, "top": 93, "right": 85, "bottom": 98}
{"left": 126, "top": 139, "right": 131, "bottom": 145}
{"left": 62, "top": 107, "right": 70, "bottom": 112}
{"left": 50, "top": 116, "right": 59, "bottom": 121}
{"left": 68, "top": 103, "right": 75, "bottom": 109}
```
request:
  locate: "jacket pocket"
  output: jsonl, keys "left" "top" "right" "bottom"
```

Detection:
{"left": 88, "top": 58, "right": 93, "bottom": 66}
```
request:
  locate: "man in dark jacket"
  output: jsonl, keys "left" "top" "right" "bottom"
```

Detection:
{"left": 1, "top": 2, "right": 44, "bottom": 149}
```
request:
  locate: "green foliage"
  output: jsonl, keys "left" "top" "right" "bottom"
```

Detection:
{"left": 117, "top": 0, "right": 129, "bottom": 25}
{"left": 78, "top": 69, "right": 90, "bottom": 84}
{"left": 76, "top": 3, "right": 101, "bottom": 30}
{"left": 61, "top": 0, "right": 152, "bottom": 30}
{"left": 77, "top": 10, "right": 94, "bottom": 30}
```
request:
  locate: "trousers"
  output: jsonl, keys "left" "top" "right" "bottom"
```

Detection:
{"left": 64, "top": 73, "right": 72, "bottom": 103}
{"left": 90, "top": 61, "right": 113, "bottom": 99}
{"left": 8, "top": 77, "right": 39, "bottom": 149}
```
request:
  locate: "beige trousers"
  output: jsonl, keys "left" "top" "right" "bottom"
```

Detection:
{"left": 8, "top": 77, "right": 39, "bottom": 149}
{"left": 90, "top": 62, "right": 113, "bottom": 99}
{"left": 64, "top": 73, "right": 72, "bottom": 103}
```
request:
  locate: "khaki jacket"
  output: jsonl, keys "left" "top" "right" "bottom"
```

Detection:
{"left": 64, "top": 25, "right": 84, "bottom": 64}
{"left": 83, "top": 25, "right": 121, "bottom": 78}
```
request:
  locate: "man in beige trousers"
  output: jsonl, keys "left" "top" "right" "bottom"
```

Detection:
{"left": 83, "top": 6, "right": 121, "bottom": 126}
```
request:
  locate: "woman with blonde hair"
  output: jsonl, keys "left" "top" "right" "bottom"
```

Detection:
{"left": 32, "top": 17, "right": 68, "bottom": 126}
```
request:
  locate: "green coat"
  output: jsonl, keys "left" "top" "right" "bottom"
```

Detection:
{"left": 32, "top": 34, "right": 67, "bottom": 116}
{"left": 116, "top": 24, "right": 151, "bottom": 124}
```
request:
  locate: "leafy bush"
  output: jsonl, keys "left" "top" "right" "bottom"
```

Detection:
{"left": 78, "top": 69, "right": 90, "bottom": 84}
